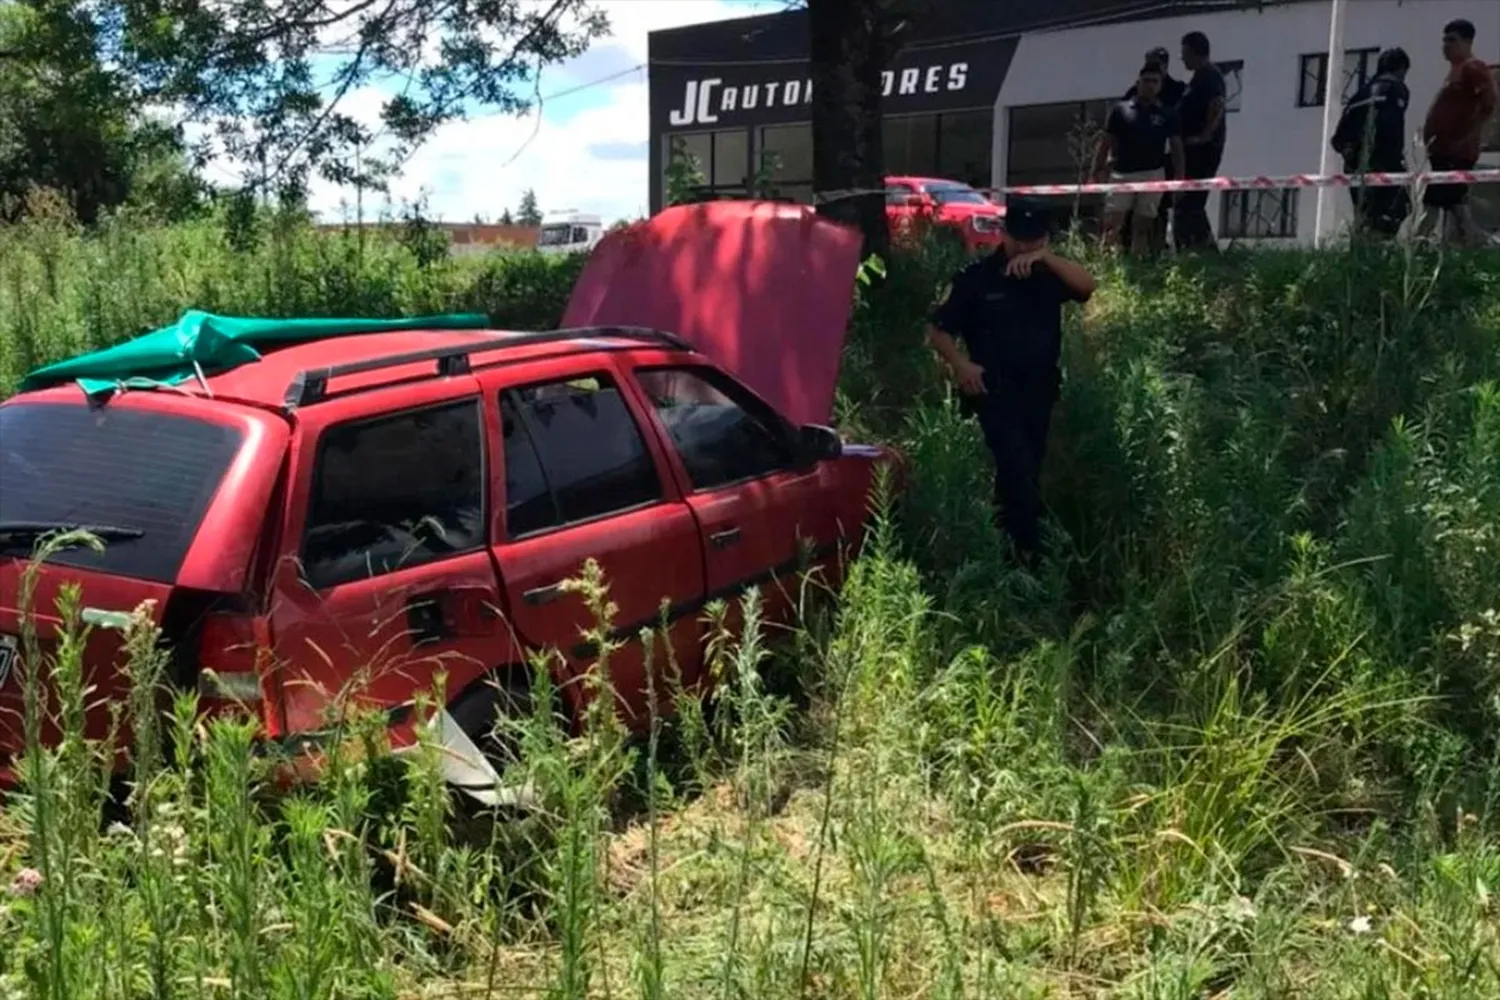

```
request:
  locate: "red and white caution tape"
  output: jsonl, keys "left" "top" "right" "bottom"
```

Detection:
{"left": 999, "top": 169, "right": 1500, "bottom": 196}
{"left": 814, "top": 169, "right": 1500, "bottom": 204}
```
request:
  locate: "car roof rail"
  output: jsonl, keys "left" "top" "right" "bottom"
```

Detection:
{"left": 282, "top": 325, "right": 695, "bottom": 408}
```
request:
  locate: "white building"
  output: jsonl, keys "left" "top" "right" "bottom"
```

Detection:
{"left": 648, "top": 0, "right": 1500, "bottom": 245}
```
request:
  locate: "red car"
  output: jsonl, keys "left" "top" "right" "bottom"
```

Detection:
{"left": 884, "top": 175, "right": 1006, "bottom": 253}
{"left": 0, "top": 201, "right": 899, "bottom": 799}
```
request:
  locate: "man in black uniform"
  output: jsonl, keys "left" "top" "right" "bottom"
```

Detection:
{"left": 1122, "top": 47, "right": 1187, "bottom": 253}
{"left": 1331, "top": 46, "right": 1412, "bottom": 237}
{"left": 925, "top": 198, "right": 1097, "bottom": 567}
{"left": 1173, "top": 31, "right": 1228, "bottom": 250}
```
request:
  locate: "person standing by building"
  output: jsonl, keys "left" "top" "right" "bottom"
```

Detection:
{"left": 1094, "top": 61, "right": 1187, "bottom": 257}
{"left": 1331, "top": 47, "right": 1412, "bottom": 237}
{"left": 1419, "top": 18, "right": 1498, "bottom": 246}
{"left": 924, "top": 198, "right": 1096, "bottom": 568}
{"left": 1123, "top": 46, "right": 1187, "bottom": 252}
{"left": 1173, "top": 31, "right": 1227, "bottom": 250}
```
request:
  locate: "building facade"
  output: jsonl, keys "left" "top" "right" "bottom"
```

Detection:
{"left": 647, "top": 0, "right": 1500, "bottom": 245}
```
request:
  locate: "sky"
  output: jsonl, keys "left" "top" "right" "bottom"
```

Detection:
{"left": 274, "top": 0, "right": 785, "bottom": 226}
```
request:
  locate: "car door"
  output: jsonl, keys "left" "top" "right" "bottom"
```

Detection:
{"left": 268, "top": 377, "right": 519, "bottom": 739}
{"left": 479, "top": 358, "right": 706, "bottom": 729}
{"left": 625, "top": 362, "right": 841, "bottom": 637}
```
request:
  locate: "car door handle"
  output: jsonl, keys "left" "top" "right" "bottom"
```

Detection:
{"left": 709, "top": 526, "right": 741, "bottom": 549}
{"left": 522, "top": 581, "right": 563, "bottom": 606}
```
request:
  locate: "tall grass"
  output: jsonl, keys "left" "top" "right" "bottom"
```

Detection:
{"left": 2, "top": 201, "right": 1499, "bottom": 998}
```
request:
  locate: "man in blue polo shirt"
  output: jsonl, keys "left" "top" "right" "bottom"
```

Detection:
{"left": 1093, "top": 61, "right": 1186, "bottom": 257}
{"left": 924, "top": 198, "right": 1097, "bottom": 568}
{"left": 1123, "top": 47, "right": 1188, "bottom": 253}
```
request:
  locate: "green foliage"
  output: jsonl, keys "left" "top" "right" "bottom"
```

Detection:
{"left": 0, "top": 195, "right": 585, "bottom": 395}
{"left": 0, "top": 0, "right": 608, "bottom": 207}
{"left": 3, "top": 212, "right": 1500, "bottom": 997}
{"left": 0, "top": 3, "right": 209, "bottom": 224}
{"left": 516, "top": 189, "right": 543, "bottom": 227}
{"left": 663, "top": 136, "right": 707, "bottom": 207}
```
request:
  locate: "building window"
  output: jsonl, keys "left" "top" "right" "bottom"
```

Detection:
{"left": 1006, "top": 98, "right": 1114, "bottom": 227}
{"left": 663, "top": 129, "right": 751, "bottom": 201}
{"left": 757, "top": 123, "right": 814, "bottom": 203}
{"left": 884, "top": 115, "right": 938, "bottom": 179}
{"left": 1007, "top": 99, "right": 1113, "bottom": 186}
{"left": 1216, "top": 60, "right": 1244, "bottom": 112}
{"left": 1297, "top": 48, "right": 1380, "bottom": 108}
{"left": 1220, "top": 188, "right": 1300, "bottom": 240}
{"left": 936, "top": 109, "right": 992, "bottom": 188}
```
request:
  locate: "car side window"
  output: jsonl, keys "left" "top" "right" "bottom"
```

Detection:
{"left": 302, "top": 399, "right": 485, "bottom": 588}
{"left": 500, "top": 372, "right": 663, "bottom": 539}
{"left": 633, "top": 366, "right": 796, "bottom": 492}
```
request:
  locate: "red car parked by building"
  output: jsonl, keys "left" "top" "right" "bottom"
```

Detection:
{"left": 0, "top": 201, "right": 900, "bottom": 800}
{"left": 884, "top": 175, "right": 1006, "bottom": 253}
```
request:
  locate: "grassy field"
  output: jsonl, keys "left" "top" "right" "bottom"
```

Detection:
{"left": 2, "top": 196, "right": 1500, "bottom": 999}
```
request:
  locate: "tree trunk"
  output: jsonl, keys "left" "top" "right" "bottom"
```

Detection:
{"left": 808, "top": 0, "right": 888, "bottom": 259}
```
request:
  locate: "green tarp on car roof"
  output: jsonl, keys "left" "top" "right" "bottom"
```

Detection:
{"left": 19, "top": 309, "right": 492, "bottom": 397}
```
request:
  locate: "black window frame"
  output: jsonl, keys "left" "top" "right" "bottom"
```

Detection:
{"left": 663, "top": 129, "right": 752, "bottom": 201}
{"left": 300, "top": 396, "right": 488, "bottom": 590}
{"left": 1215, "top": 60, "right": 1245, "bottom": 113}
{"left": 632, "top": 364, "right": 801, "bottom": 494}
{"left": 1005, "top": 97, "right": 1116, "bottom": 227}
{"left": 498, "top": 370, "right": 666, "bottom": 542}
{"left": 1297, "top": 48, "right": 1380, "bottom": 108}
{"left": 756, "top": 123, "right": 815, "bottom": 203}
{"left": 1297, "top": 52, "right": 1328, "bottom": 108}
{"left": 1219, "top": 188, "right": 1301, "bottom": 240}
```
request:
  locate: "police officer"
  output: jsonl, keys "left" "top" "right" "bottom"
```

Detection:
{"left": 925, "top": 198, "right": 1097, "bottom": 567}
{"left": 1331, "top": 47, "right": 1412, "bottom": 237}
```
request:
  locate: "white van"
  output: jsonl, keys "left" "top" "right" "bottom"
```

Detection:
{"left": 536, "top": 211, "right": 604, "bottom": 255}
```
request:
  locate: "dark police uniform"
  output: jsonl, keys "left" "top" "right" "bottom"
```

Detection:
{"left": 1173, "top": 62, "right": 1228, "bottom": 249}
{"left": 1331, "top": 71, "right": 1411, "bottom": 235}
{"left": 928, "top": 207, "right": 1090, "bottom": 561}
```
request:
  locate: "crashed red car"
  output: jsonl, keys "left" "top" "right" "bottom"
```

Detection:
{"left": 0, "top": 201, "right": 900, "bottom": 798}
{"left": 885, "top": 175, "right": 1006, "bottom": 253}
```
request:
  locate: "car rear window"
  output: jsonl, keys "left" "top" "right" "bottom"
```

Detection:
{"left": 0, "top": 402, "right": 245, "bottom": 584}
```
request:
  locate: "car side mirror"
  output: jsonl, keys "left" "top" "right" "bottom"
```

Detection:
{"left": 795, "top": 423, "right": 842, "bottom": 466}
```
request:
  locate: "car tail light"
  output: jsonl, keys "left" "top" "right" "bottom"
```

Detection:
{"left": 195, "top": 611, "right": 277, "bottom": 735}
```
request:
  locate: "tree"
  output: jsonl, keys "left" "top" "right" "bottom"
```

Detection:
{"left": 516, "top": 189, "right": 542, "bottom": 226}
{"left": 499, "top": 208, "right": 515, "bottom": 226}
{"left": 0, "top": 2, "right": 207, "bottom": 223}
{"left": 800, "top": 0, "right": 931, "bottom": 255}
{"left": 3, "top": 0, "right": 609, "bottom": 201}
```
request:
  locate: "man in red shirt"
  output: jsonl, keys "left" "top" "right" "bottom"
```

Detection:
{"left": 1420, "top": 18, "right": 1498, "bottom": 245}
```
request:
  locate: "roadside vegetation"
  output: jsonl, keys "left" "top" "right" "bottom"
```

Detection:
{"left": 2, "top": 193, "right": 1499, "bottom": 999}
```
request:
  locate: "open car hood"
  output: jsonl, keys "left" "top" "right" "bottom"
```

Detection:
{"left": 560, "top": 200, "right": 864, "bottom": 427}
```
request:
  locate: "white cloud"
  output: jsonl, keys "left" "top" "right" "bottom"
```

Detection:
{"left": 303, "top": 0, "right": 785, "bottom": 225}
